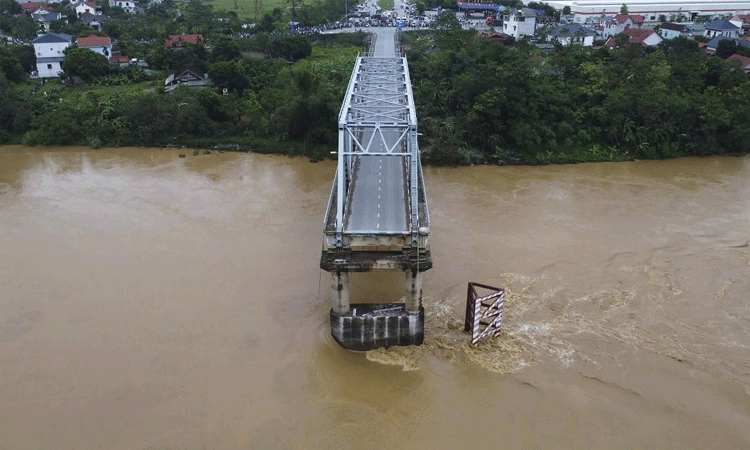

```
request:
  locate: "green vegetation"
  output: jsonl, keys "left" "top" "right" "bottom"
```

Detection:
{"left": 4, "top": 0, "right": 750, "bottom": 166}
{"left": 378, "top": 0, "right": 394, "bottom": 12}
{"left": 404, "top": 30, "right": 750, "bottom": 165}
{"left": 0, "top": 33, "right": 367, "bottom": 160}
{"left": 199, "top": 0, "right": 289, "bottom": 19}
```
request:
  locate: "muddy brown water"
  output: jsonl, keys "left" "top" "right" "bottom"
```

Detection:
{"left": 1, "top": 146, "right": 749, "bottom": 449}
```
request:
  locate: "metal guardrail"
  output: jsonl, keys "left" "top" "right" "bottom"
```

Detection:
{"left": 367, "top": 32, "right": 377, "bottom": 57}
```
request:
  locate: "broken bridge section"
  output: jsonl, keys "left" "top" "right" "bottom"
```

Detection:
{"left": 321, "top": 39, "right": 431, "bottom": 351}
{"left": 464, "top": 282, "right": 505, "bottom": 345}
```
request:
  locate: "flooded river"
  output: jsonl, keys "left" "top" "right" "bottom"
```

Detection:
{"left": 1, "top": 146, "right": 749, "bottom": 449}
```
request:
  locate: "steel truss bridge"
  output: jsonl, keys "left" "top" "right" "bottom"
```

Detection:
{"left": 320, "top": 29, "right": 432, "bottom": 350}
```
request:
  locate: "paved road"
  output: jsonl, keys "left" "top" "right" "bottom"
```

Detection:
{"left": 345, "top": 130, "right": 408, "bottom": 233}
{"left": 344, "top": 26, "right": 409, "bottom": 234}
{"left": 371, "top": 27, "right": 396, "bottom": 57}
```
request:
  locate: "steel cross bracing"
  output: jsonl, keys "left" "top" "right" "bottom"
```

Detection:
{"left": 334, "top": 56, "right": 424, "bottom": 246}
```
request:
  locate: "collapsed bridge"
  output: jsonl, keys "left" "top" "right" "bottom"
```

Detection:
{"left": 320, "top": 29, "right": 432, "bottom": 350}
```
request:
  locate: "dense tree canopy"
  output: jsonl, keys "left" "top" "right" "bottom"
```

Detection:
{"left": 63, "top": 47, "right": 111, "bottom": 81}
{"left": 2, "top": 0, "right": 749, "bottom": 166}
{"left": 404, "top": 31, "right": 750, "bottom": 164}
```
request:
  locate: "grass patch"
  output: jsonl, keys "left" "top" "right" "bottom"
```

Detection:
{"left": 202, "top": 0, "right": 301, "bottom": 20}
{"left": 378, "top": 0, "right": 394, "bottom": 11}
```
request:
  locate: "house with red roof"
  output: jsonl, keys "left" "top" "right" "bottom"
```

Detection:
{"left": 164, "top": 34, "right": 204, "bottom": 49}
{"left": 20, "top": 2, "right": 48, "bottom": 14}
{"left": 605, "top": 28, "right": 663, "bottom": 48}
{"left": 110, "top": 51, "right": 130, "bottom": 67}
{"left": 726, "top": 53, "right": 750, "bottom": 73}
{"left": 76, "top": 34, "right": 112, "bottom": 58}
{"left": 477, "top": 30, "right": 508, "bottom": 43}
{"left": 601, "top": 14, "right": 643, "bottom": 39}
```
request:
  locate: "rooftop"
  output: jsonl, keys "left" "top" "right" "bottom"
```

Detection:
{"left": 705, "top": 18, "right": 740, "bottom": 30}
{"left": 77, "top": 35, "right": 111, "bottom": 47}
{"left": 31, "top": 33, "right": 73, "bottom": 44}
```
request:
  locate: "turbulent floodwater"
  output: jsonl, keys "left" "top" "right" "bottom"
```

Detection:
{"left": 1, "top": 146, "right": 749, "bottom": 449}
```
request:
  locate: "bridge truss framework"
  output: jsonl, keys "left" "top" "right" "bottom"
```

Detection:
{"left": 336, "top": 56, "right": 422, "bottom": 244}
{"left": 321, "top": 54, "right": 432, "bottom": 350}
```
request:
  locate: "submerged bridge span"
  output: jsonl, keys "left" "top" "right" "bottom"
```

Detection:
{"left": 320, "top": 29, "right": 432, "bottom": 350}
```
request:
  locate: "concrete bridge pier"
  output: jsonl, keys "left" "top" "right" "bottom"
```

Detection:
{"left": 405, "top": 269, "right": 422, "bottom": 313}
{"left": 331, "top": 271, "right": 350, "bottom": 315}
{"left": 328, "top": 266, "right": 425, "bottom": 351}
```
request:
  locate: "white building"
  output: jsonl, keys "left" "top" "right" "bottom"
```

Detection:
{"left": 659, "top": 22, "right": 691, "bottom": 39}
{"left": 109, "top": 0, "right": 137, "bottom": 13}
{"left": 503, "top": 8, "right": 537, "bottom": 39}
{"left": 601, "top": 14, "right": 643, "bottom": 38}
{"left": 68, "top": 1, "right": 98, "bottom": 17}
{"left": 31, "top": 33, "right": 72, "bottom": 78}
{"left": 541, "top": 1, "right": 750, "bottom": 23}
{"left": 703, "top": 18, "right": 740, "bottom": 39}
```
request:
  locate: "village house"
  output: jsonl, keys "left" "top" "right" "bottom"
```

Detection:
{"left": 80, "top": 11, "right": 107, "bottom": 31}
{"left": 704, "top": 18, "right": 740, "bottom": 39}
{"left": 31, "top": 7, "right": 61, "bottom": 32}
{"left": 20, "top": 2, "right": 48, "bottom": 14}
{"left": 477, "top": 30, "right": 508, "bottom": 43}
{"left": 601, "top": 14, "right": 644, "bottom": 39}
{"left": 165, "top": 67, "right": 208, "bottom": 92}
{"left": 659, "top": 22, "right": 691, "bottom": 40}
{"left": 164, "top": 34, "right": 204, "bottom": 49}
{"left": 108, "top": 0, "right": 137, "bottom": 13}
{"left": 68, "top": 1, "right": 98, "bottom": 17}
{"left": 109, "top": 51, "right": 130, "bottom": 67}
{"left": 726, "top": 53, "right": 750, "bottom": 73}
{"left": 551, "top": 23, "right": 597, "bottom": 46}
{"left": 605, "top": 28, "right": 663, "bottom": 47}
{"left": 502, "top": 8, "right": 537, "bottom": 40}
{"left": 76, "top": 34, "right": 112, "bottom": 57}
{"left": 737, "top": 14, "right": 750, "bottom": 31}
{"left": 31, "top": 32, "right": 72, "bottom": 78}
{"left": 705, "top": 36, "right": 750, "bottom": 54}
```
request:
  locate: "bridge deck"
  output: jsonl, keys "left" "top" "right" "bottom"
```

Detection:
{"left": 321, "top": 28, "right": 430, "bottom": 272}
{"left": 345, "top": 153, "right": 408, "bottom": 233}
